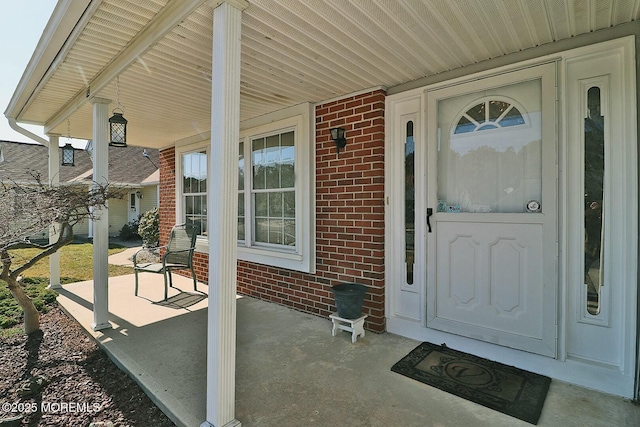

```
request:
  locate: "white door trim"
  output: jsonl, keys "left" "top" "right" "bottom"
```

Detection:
{"left": 424, "top": 63, "right": 558, "bottom": 357}
{"left": 384, "top": 35, "right": 637, "bottom": 398}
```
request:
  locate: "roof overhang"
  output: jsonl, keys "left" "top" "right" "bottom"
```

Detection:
{"left": 6, "top": 1, "right": 640, "bottom": 149}
{"left": 4, "top": 0, "right": 93, "bottom": 124}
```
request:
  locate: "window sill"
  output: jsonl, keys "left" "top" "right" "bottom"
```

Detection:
{"left": 194, "top": 239, "right": 312, "bottom": 273}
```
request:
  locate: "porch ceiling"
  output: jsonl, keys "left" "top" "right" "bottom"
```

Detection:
{"left": 9, "top": 0, "right": 640, "bottom": 149}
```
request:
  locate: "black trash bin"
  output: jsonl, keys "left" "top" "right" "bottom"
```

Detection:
{"left": 331, "top": 283, "right": 368, "bottom": 319}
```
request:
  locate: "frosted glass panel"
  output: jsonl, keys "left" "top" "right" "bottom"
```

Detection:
{"left": 437, "top": 79, "right": 542, "bottom": 213}
{"left": 405, "top": 121, "right": 415, "bottom": 285}
{"left": 584, "top": 86, "right": 604, "bottom": 316}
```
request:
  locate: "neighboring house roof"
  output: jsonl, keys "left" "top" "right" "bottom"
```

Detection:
{"left": 141, "top": 169, "right": 159, "bottom": 186}
{"left": 0, "top": 140, "right": 159, "bottom": 186}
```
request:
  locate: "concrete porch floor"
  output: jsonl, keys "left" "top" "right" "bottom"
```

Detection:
{"left": 56, "top": 273, "right": 640, "bottom": 427}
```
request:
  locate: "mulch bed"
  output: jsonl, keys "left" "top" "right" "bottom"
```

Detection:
{"left": 0, "top": 307, "right": 175, "bottom": 426}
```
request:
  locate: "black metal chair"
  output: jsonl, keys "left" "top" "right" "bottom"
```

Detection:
{"left": 133, "top": 223, "right": 199, "bottom": 300}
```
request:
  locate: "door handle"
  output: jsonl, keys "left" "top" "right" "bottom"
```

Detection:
{"left": 427, "top": 208, "right": 433, "bottom": 233}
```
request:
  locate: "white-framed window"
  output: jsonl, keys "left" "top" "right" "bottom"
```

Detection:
{"left": 241, "top": 129, "right": 295, "bottom": 246}
{"left": 182, "top": 150, "right": 208, "bottom": 236}
{"left": 176, "top": 148, "right": 208, "bottom": 238}
{"left": 238, "top": 103, "right": 315, "bottom": 273}
{"left": 439, "top": 90, "right": 541, "bottom": 213}
{"left": 175, "top": 103, "right": 315, "bottom": 273}
{"left": 453, "top": 98, "right": 526, "bottom": 134}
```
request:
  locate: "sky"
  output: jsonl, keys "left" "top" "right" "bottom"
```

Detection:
{"left": 0, "top": 2, "right": 70, "bottom": 145}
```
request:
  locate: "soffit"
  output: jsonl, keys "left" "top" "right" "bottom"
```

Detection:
{"left": 17, "top": 0, "right": 640, "bottom": 149}
{"left": 21, "top": 0, "right": 168, "bottom": 127}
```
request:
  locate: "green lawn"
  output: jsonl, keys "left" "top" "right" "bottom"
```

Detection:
{"left": 0, "top": 242, "right": 134, "bottom": 335}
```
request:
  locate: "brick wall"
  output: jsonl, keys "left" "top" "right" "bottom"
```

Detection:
{"left": 191, "top": 251, "right": 209, "bottom": 283}
{"left": 160, "top": 89, "right": 386, "bottom": 332}
{"left": 158, "top": 148, "right": 176, "bottom": 246}
{"left": 158, "top": 148, "right": 211, "bottom": 281}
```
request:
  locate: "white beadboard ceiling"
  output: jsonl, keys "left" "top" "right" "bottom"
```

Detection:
{"left": 13, "top": 0, "right": 640, "bottom": 149}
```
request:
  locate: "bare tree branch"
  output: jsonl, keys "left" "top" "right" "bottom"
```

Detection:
{"left": 0, "top": 174, "right": 124, "bottom": 332}
{"left": 0, "top": 174, "right": 124, "bottom": 251}
{"left": 11, "top": 223, "right": 74, "bottom": 277}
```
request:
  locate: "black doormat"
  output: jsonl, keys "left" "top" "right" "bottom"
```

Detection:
{"left": 391, "top": 342, "right": 551, "bottom": 425}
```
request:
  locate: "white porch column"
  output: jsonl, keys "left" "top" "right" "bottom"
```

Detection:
{"left": 47, "top": 134, "right": 61, "bottom": 290}
{"left": 202, "top": 1, "right": 247, "bottom": 427}
{"left": 90, "top": 97, "right": 112, "bottom": 331}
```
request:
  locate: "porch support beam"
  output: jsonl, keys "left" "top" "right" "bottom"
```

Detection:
{"left": 202, "top": 1, "right": 247, "bottom": 426}
{"left": 47, "top": 134, "right": 61, "bottom": 290}
{"left": 90, "top": 97, "right": 112, "bottom": 331}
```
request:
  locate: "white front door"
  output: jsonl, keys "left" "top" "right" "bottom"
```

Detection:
{"left": 425, "top": 64, "right": 558, "bottom": 357}
{"left": 128, "top": 191, "right": 140, "bottom": 223}
{"left": 386, "top": 37, "right": 637, "bottom": 397}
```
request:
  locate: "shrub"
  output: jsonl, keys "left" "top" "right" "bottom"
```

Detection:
{"left": 119, "top": 218, "right": 140, "bottom": 240}
{"left": 0, "top": 315, "right": 18, "bottom": 329}
{"left": 138, "top": 207, "right": 159, "bottom": 248}
{"left": 0, "top": 277, "right": 58, "bottom": 329}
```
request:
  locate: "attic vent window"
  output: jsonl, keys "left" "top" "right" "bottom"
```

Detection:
{"left": 454, "top": 100, "right": 525, "bottom": 134}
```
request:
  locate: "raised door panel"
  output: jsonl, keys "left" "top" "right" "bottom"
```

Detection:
{"left": 434, "top": 221, "right": 545, "bottom": 346}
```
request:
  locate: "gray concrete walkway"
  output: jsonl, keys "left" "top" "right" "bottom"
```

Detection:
{"left": 107, "top": 243, "right": 146, "bottom": 267}
{"left": 57, "top": 274, "right": 640, "bottom": 427}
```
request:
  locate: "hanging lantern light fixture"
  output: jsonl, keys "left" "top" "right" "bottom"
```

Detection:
{"left": 109, "top": 112, "right": 127, "bottom": 147}
{"left": 109, "top": 76, "right": 128, "bottom": 147}
{"left": 61, "top": 143, "right": 75, "bottom": 166}
{"left": 61, "top": 119, "right": 75, "bottom": 166}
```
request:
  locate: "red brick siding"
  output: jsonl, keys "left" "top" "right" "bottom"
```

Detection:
{"left": 160, "top": 89, "right": 386, "bottom": 333}
{"left": 159, "top": 148, "right": 211, "bottom": 281}
{"left": 191, "top": 251, "right": 209, "bottom": 283}
{"left": 236, "top": 90, "right": 386, "bottom": 332}
{"left": 159, "top": 148, "right": 176, "bottom": 247}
